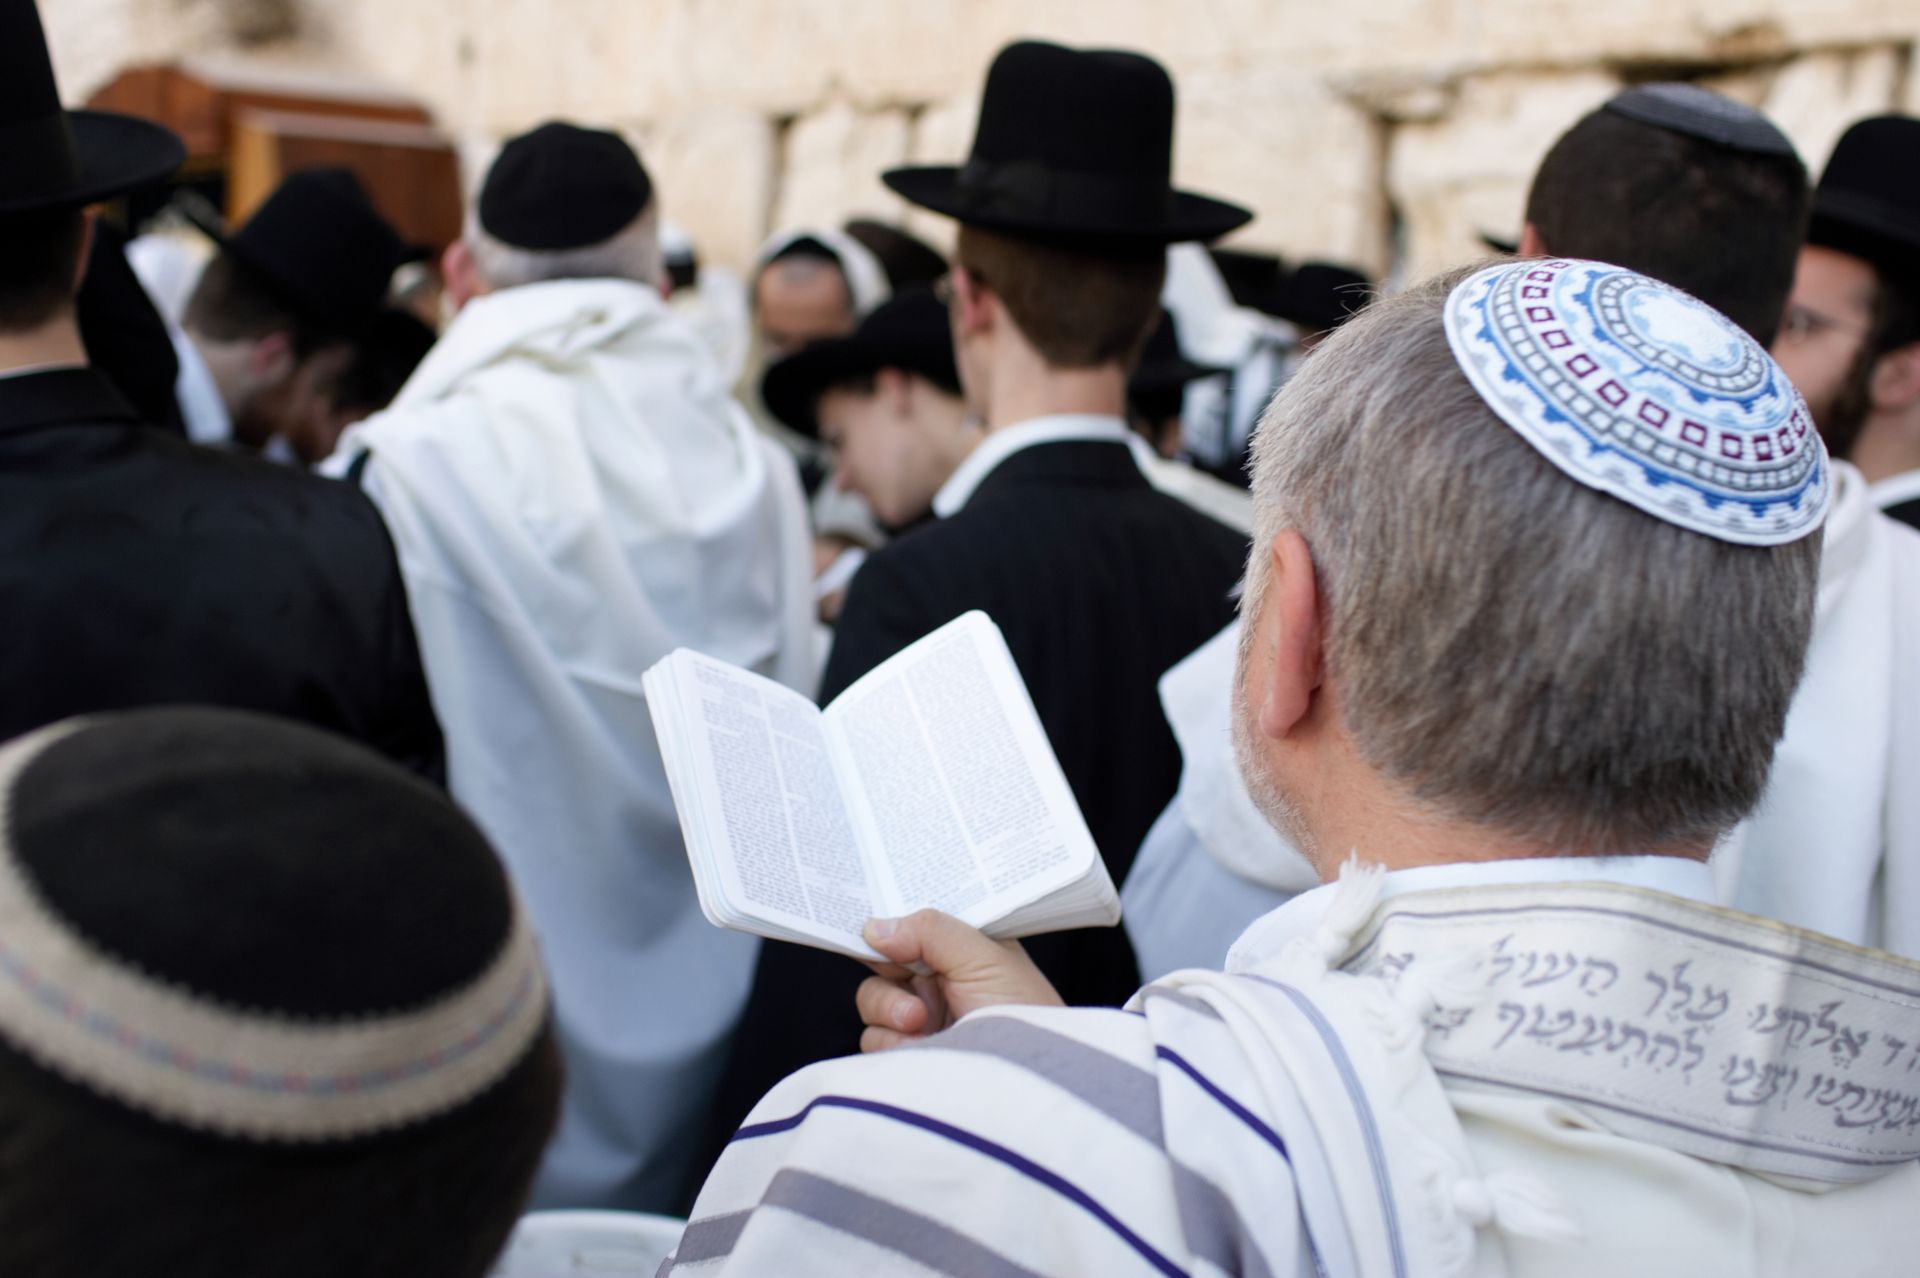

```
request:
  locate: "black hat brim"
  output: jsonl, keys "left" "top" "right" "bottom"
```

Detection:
{"left": 0, "top": 110, "right": 185, "bottom": 218}
{"left": 763, "top": 332, "right": 956, "bottom": 440}
{"left": 883, "top": 164, "right": 1252, "bottom": 246}
{"left": 1809, "top": 190, "right": 1920, "bottom": 286}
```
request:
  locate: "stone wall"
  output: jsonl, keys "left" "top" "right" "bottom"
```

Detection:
{"left": 43, "top": 1, "right": 1920, "bottom": 281}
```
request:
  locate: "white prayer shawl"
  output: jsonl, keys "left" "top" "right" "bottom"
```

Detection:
{"left": 327, "top": 278, "right": 814, "bottom": 1209}
{"left": 672, "top": 861, "right": 1920, "bottom": 1277}
{"left": 1713, "top": 461, "right": 1920, "bottom": 956}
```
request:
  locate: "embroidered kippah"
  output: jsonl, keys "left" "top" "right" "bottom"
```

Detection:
{"left": 1444, "top": 259, "right": 1829, "bottom": 545}
{"left": 0, "top": 710, "right": 549, "bottom": 1142}
{"left": 1603, "top": 83, "right": 1799, "bottom": 157}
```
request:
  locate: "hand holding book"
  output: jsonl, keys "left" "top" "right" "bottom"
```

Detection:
{"left": 644, "top": 611, "right": 1121, "bottom": 961}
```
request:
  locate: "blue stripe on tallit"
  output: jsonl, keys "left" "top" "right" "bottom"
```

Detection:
{"left": 1250, "top": 976, "right": 1410, "bottom": 1278}
{"left": 735, "top": 1094, "right": 1191, "bottom": 1277}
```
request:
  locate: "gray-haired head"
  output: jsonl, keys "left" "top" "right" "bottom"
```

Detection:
{"left": 1240, "top": 265, "right": 1822, "bottom": 855}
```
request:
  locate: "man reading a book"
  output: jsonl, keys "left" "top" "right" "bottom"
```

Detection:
{"left": 663, "top": 261, "right": 1920, "bottom": 1275}
{"left": 706, "top": 38, "right": 1256, "bottom": 1152}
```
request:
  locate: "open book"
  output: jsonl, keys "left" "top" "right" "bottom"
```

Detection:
{"left": 644, "top": 611, "right": 1120, "bottom": 961}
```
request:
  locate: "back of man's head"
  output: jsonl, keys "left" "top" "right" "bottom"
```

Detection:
{"left": 1246, "top": 264, "right": 1823, "bottom": 854}
{"left": 0, "top": 210, "right": 88, "bottom": 334}
{"left": 0, "top": 708, "right": 561, "bottom": 1278}
{"left": 461, "top": 121, "right": 661, "bottom": 297}
{"left": 956, "top": 225, "right": 1165, "bottom": 369}
{"left": 1526, "top": 86, "right": 1809, "bottom": 345}
{"left": 181, "top": 250, "right": 325, "bottom": 355}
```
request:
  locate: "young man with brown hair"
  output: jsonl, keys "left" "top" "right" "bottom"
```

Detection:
{"left": 706, "top": 40, "right": 1255, "bottom": 1157}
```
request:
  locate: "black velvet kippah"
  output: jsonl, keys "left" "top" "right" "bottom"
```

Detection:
{"left": 478, "top": 120, "right": 653, "bottom": 251}
{"left": 0, "top": 708, "right": 549, "bottom": 1142}
{"left": 1604, "top": 84, "right": 1798, "bottom": 157}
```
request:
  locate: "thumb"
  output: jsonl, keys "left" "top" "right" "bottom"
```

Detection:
{"left": 864, "top": 909, "right": 1002, "bottom": 976}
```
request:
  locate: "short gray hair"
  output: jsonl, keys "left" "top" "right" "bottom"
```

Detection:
{"left": 464, "top": 204, "right": 661, "bottom": 293}
{"left": 1243, "top": 266, "right": 1821, "bottom": 852}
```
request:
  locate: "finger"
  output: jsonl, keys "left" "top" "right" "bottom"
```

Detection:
{"left": 863, "top": 909, "right": 1008, "bottom": 976}
{"left": 860, "top": 1025, "right": 926, "bottom": 1053}
{"left": 860, "top": 959, "right": 916, "bottom": 983}
{"left": 855, "top": 975, "right": 929, "bottom": 1035}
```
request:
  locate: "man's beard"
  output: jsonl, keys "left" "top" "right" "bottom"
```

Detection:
{"left": 1229, "top": 646, "right": 1319, "bottom": 864}
{"left": 1813, "top": 336, "right": 1883, "bottom": 461}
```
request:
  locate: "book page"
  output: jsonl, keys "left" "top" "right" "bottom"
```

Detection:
{"left": 824, "top": 612, "right": 1095, "bottom": 927}
{"left": 673, "top": 652, "right": 875, "bottom": 949}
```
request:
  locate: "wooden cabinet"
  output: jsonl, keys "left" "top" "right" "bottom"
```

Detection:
{"left": 87, "top": 61, "right": 463, "bottom": 252}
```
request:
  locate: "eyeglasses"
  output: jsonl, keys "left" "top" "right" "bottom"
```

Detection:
{"left": 1778, "top": 303, "right": 1868, "bottom": 345}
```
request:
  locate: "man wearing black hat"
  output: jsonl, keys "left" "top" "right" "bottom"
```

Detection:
{"left": 323, "top": 119, "right": 814, "bottom": 1213}
{"left": 0, "top": 708, "right": 561, "bottom": 1278}
{"left": 178, "top": 167, "right": 411, "bottom": 457}
{"left": 1770, "top": 115, "right": 1920, "bottom": 530}
{"left": 762, "top": 286, "right": 978, "bottom": 535}
{"left": 707, "top": 41, "right": 1253, "bottom": 1152}
{"left": 0, "top": 0, "right": 443, "bottom": 781}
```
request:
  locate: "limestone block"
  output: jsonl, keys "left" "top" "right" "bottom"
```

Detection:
{"left": 770, "top": 103, "right": 913, "bottom": 237}
{"left": 895, "top": 94, "right": 979, "bottom": 252}
{"left": 1762, "top": 45, "right": 1905, "bottom": 173}
{"left": 1386, "top": 70, "right": 1620, "bottom": 284}
{"left": 1178, "top": 71, "right": 1390, "bottom": 276}
{"left": 640, "top": 110, "right": 778, "bottom": 272}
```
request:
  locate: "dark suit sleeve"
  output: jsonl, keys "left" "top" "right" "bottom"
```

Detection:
{"left": 336, "top": 477, "right": 447, "bottom": 786}
{"left": 818, "top": 544, "right": 940, "bottom": 701}
{"left": 369, "top": 553, "right": 448, "bottom": 786}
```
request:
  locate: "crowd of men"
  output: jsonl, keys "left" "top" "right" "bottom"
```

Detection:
{"left": 2, "top": 0, "right": 1919, "bottom": 1271}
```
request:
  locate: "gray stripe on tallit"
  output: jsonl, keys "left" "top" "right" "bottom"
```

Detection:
{"left": 657, "top": 1208, "right": 750, "bottom": 1272}
{"left": 1171, "top": 1161, "right": 1278, "bottom": 1278}
{"left": 909, "top": 1014, "right": 1165, "bottom": 1146}
{"left": 763, "top": 1168, "right": 1048, "bottom": 1277}
{"left": 1138, "top": 987, "right": 1225, "bottom": 1021}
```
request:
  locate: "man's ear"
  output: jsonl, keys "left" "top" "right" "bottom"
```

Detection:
{"left": 952, "top": 267, "right": 995, "bottom": 343}
{"left": 875, "top": 366, "right": 914, "bottom": 416}
{"left": 441, "top": 240, "right": 484, "bottom": 312}
{"left": 1869, "top": 340, "right": 1920, "bottom": 415}
{"left": 71, "top": 210, "right": 98, "bottom": 293}
{"left": 1256, "top": 529, "right": 1324, "bottom": 743}
{"left": 1517, "top": 223, "right": 1549, "bottom": 259}
{"left": 246, "top": 331, "right": 297, "bottom": 385}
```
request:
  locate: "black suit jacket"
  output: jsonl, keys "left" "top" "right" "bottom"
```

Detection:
{"left": 0, "top": 368, "right": 444, "bottom": 780}
{"left": 694, "top": 439, "right": 1246, "bottom": 1195}
{"left": 1884, "top": 496, "right": 1920, "bottom": 532}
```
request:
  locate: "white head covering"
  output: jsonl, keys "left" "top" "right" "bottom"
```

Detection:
{"left": 754, "top": 226, "right": 890, "bottom": 317}
{"left": 1445, "top": 258, "right": 1830, "bottom": 545}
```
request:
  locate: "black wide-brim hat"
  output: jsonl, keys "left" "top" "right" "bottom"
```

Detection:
{"left": 1809, "top": 115, "right": 1920, "bottom": 286}
{"left": 1130, "top": 308, "right": 1227, "bottom": 398}
{"left": 0, "top": 1, "right": 184, "bottom": 216}
{"left": 883, "top": 41, "right": 1252, "bottom": 247}
{"left": 215, "top": 167, "right": 410, "bottom": 337}
{"left": 762, "top": 286, "right": 961, "bottom": 439}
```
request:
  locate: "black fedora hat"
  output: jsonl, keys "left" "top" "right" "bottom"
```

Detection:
{"left": 762, "top": 286, "right": 961, "bottom": 439}
{"left": 1809, "top": 115, "right": 1920, "bottom": 285}
{"left": 1276, "top": 261, "right": 1372, "bottom": 333}
{"left": 0, "top": 0, "right": 185, "bottom": 217}
{"left": 883, "top": 41, "right": 1252, "bottom": 247}
{"left": 1131, "top": 308, "right": 1227, "bottom": 397}
{"left": 219, "top": 168, "right": 409, "bottom": 336}
{"left": 1209, "top": 246, "right": 1289, "bottom": 317}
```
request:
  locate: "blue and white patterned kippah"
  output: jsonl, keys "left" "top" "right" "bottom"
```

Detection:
{"left": 1443, "top": 259, "right": 1829, "bottom": 545}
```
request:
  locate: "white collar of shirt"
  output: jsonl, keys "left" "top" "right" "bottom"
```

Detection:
{"left": 1224, "top": 854, "right": 1717, "bottom": 973}
{"left": 930, "top": 413, "right": 1136, "bottom": 518}
{"left": 1868, "top": 467, "right": 1920, "bottom": 513}
{"left": 0, "top": 361, "right": 86, "bottom": 382}
{"left": 173, "top": 328, "right": 233, "bottom": 447}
